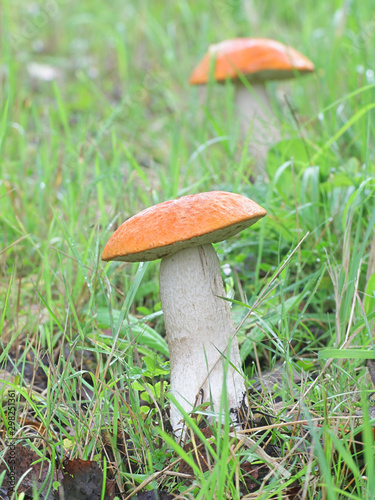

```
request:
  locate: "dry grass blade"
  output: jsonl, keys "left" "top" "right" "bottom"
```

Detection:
{"left": 229, "top": 432, "right": 291, "bottom": 480}
{"left": 0, "top": 234, "right": 31, "bottom": 255}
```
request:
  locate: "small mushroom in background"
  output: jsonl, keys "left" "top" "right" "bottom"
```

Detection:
{"left": 189, "top": 38, "right": 315, "bottom": 168}
{"left": 102, "top": 191, "right": 266, "bottom": 438}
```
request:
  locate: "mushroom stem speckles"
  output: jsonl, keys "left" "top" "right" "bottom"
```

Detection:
{"left": 159, "top": 244, "right": 246, "bottom": 435}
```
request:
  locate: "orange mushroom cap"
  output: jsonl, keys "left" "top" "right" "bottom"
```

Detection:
{"left": 189, "top": 38, "right": 315, "bottom": 85}
{"left": 101, "top": 191, "right": 266, "bottom": 262}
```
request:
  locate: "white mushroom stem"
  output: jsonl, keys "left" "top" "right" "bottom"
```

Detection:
{"left": 234, "top": 81, "right": 281, "bottom": 166}
{"left": 159, "top": 243, "right": 247, "bottom": 437}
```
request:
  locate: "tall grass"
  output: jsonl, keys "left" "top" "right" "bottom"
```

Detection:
{"left": 1, "top": 0, "right": 375, "bottom": 498}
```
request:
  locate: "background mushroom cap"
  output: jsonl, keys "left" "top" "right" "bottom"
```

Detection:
{"left": 189, "top": 37, "right": 315, "bottom": 85}
{"left": 101, "top": 191, "right": 267, "bottom": 262}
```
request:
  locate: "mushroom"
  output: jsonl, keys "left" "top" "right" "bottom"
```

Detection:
{"left": 189, "top": 38, "right": 315, "bottom": 165}
{"left": 102, "top": 191, "right": 266, "bottom": 436}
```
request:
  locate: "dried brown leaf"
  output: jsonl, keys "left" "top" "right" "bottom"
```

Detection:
{"left": 61, "top": 458, "right": 115, "bottom": 500}
{"left": 0, "top": 442, "right": 54, "bottom": 499}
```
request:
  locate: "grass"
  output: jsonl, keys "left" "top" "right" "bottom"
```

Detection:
{"left": 1, "top": 0, "right": 375, "bottom": 498}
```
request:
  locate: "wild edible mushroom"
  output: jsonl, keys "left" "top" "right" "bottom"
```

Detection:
{"left": 189, "top": 38, "right": 315, "bottom": 165}
{"left": 102, "top": 191, "right": 266, "bottom": 436}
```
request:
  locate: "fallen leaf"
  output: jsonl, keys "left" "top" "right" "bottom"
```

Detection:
{"left": 62, "top": 458, "right": 115, "bottom": 500}
{"left": 0, "top": 442, "right": 54, "bottom": 499}
{"left": 179, "top": 426, "right": 215, "bottom": 475}
{"left": 131, "top": 491, "right": 175, "bottom": 499}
